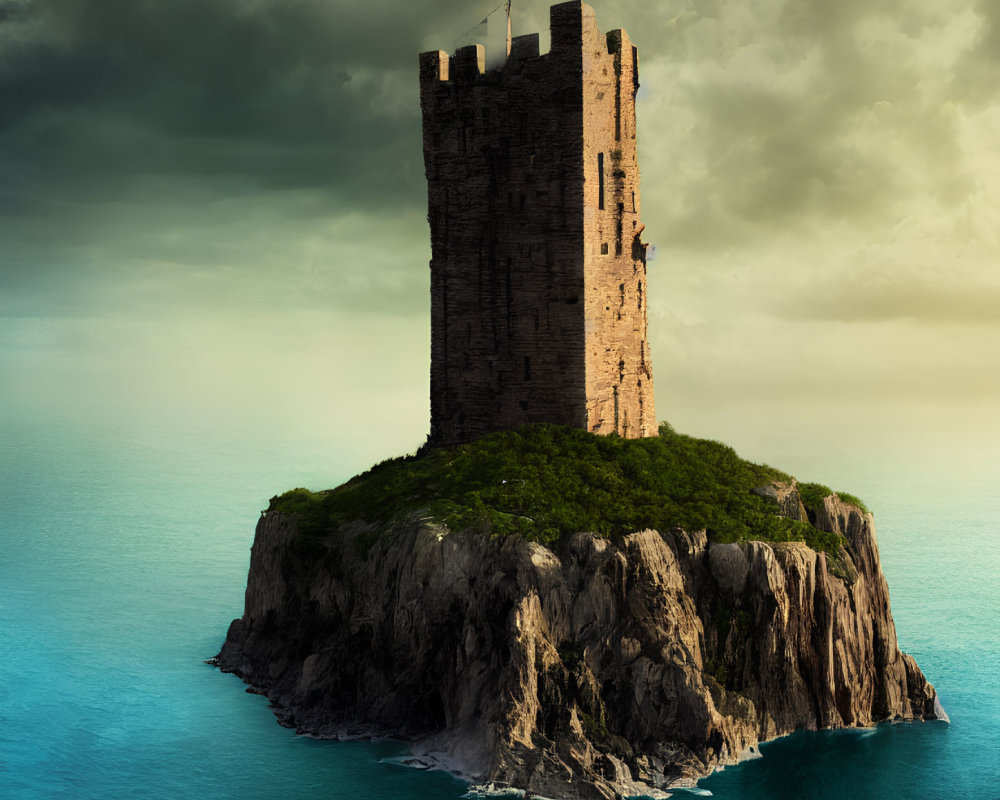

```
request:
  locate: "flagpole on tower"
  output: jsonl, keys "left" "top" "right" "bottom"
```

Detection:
{"left": 506, "top": 0, "right": 512, "bottom": 56}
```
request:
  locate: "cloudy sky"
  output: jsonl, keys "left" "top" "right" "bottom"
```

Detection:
{"left": 2, "top": 0, "right": 998, "bottom": 482}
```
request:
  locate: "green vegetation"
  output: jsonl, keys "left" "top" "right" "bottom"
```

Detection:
{"left": 797, "top": 482, "right": 870, "bottom": 516}
{"left": 579, "top": 710, "right": 610, "bottom": 743}
{"left": 835, "top": 491, "right": 869, "bottom": 514}
{"left": 797, "top": 482, "right": 834, "bottom": 511}
{"left": 704, "top": 656, "right": 728, "bottom": 686}
{"left": 269, "top": 422, "right": 864, "bottom": 556}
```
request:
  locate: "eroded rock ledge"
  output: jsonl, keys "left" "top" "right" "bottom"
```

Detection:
{"left": 216, "top": 488, "right": 943, "bottom": 799}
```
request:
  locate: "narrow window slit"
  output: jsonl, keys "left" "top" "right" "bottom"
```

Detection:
{"left": 598, "top": 153, "right": 605, "bottom": 210}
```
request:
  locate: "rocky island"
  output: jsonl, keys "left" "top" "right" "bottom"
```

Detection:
{"left": 215, "top": 423, "right": 945, "bottom": 799}
{"left": 216, "top": 4, "right": 945, "bottom": 796}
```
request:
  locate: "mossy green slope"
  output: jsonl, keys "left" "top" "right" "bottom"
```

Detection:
{"left": 270, "top": 422, "right": 862, "bottom": 555}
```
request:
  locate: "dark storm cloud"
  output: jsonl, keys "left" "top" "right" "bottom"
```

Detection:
{"left": 0, "top": 0, "right": 475, "bottom": 316}
{"left": 0, "top": 0, "right": 449, "bottom": 204}
{"left": 1, "top": 0, "right": 970, "bottom": 247}
{"left": 2, "top": 0, "right": 996, "bottom": 329}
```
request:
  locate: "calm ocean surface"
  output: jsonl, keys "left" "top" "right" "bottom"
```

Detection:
{"left": 2, "top": 410, "right": 997, "bottom": 799}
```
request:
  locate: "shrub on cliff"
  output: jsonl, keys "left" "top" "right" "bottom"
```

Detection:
{"left": 269, "top": 422, "right": 856, "bottom": 555}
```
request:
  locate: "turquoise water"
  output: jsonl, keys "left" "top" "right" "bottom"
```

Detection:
{"left": 700, "top": 461, "right": 1000, "bottom": 799}
{"left": 1, "top": 410, "right": 997, "bottom": 799}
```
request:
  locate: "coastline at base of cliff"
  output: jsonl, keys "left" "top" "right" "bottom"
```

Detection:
{"left": 216, "top": 482, "right": 943, "bottom": 800}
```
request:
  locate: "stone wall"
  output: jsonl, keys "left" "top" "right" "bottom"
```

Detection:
{"left": 420, "top": 1, "right": 656, "bottom": 444}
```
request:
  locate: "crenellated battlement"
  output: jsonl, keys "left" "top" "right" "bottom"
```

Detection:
{"left": 418, "top": 1, "right": 609, "bottom": 87}
{"left": 417, "top": 50, "right": 448, "bottom": 84}
{"left": 420, "top": 1, "right": 656, "bottom": 445}
{"left": 509, "top": 33, "right": 540, "bottom": 63}
{"left": 451, "top": 44, "right": 486, "bottom": 81}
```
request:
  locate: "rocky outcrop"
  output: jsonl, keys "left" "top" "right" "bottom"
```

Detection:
{"left": 216, "top": 488, "right": 943, "bottom": 799}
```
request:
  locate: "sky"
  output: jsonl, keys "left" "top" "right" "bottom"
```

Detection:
{"left": 2, "top": 0, "right": 999, "bottom": 486}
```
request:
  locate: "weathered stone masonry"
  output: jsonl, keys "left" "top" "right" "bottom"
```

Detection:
{"left": 420, "top": 1, "right": 656, "bottom": 445}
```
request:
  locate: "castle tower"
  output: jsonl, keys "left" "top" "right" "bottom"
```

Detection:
{"left": 420, "top": 1, "right": 656, "bottom": 445}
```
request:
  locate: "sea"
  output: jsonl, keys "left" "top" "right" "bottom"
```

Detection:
{"left": 2, "top": 405, "right": 998, "bottom": 800}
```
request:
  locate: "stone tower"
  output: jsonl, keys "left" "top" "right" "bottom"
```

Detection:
{"left": 419, "top": 1, "right": 655, "bottom": 445}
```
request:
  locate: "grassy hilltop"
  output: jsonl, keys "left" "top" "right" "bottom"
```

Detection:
{"left": 269, "top": 423, "right": 867, "bottom": 556}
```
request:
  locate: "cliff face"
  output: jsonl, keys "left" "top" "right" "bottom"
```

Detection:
{"left": 216, "top": 489, "right": 943, "bottom": 799}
